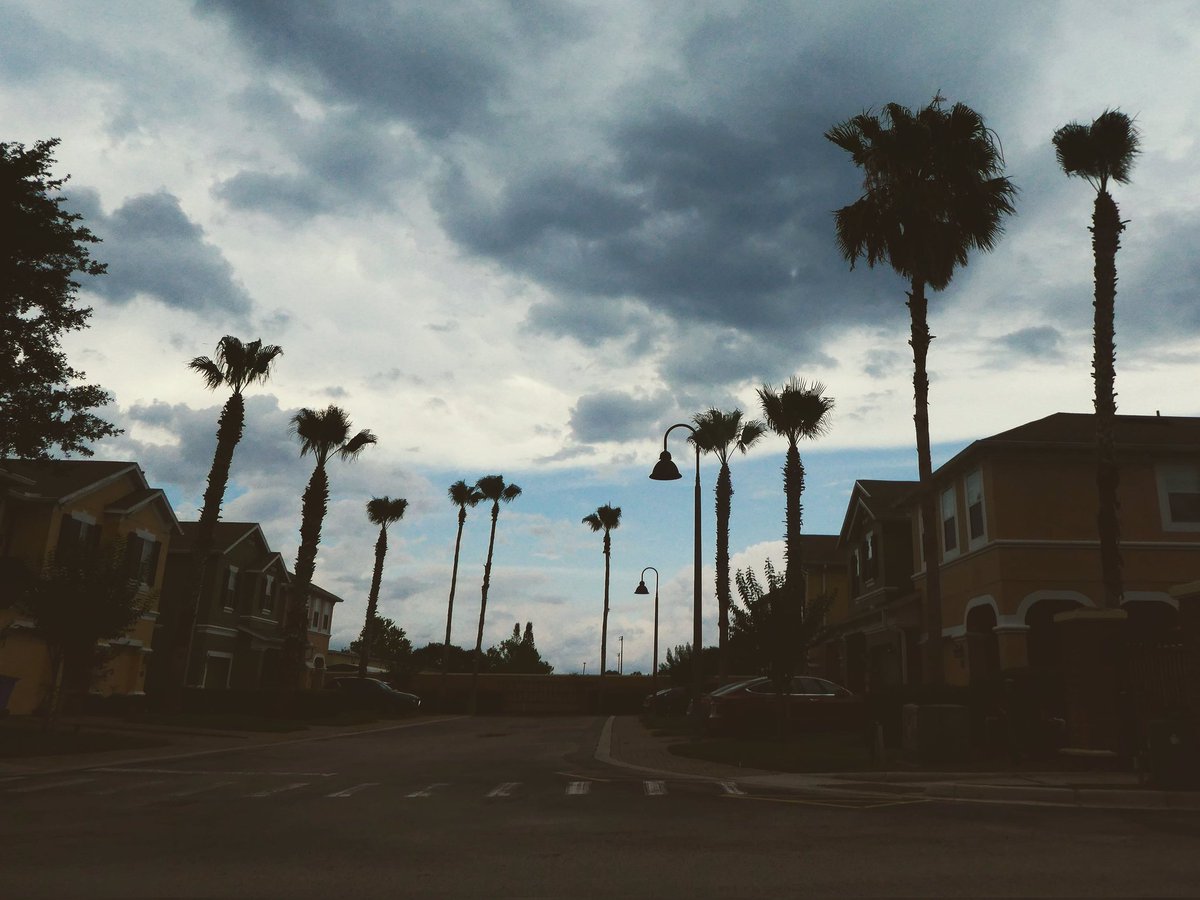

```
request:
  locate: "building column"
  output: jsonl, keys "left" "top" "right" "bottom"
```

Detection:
{"left": 993, "top": 624, "right": 1030, "bottom": 670}
{"left": 1054, "top": 607, "right": 1127, "bottom": 754}
{"left": 1170, "top": 581, "right": 1200, "bottom": 722}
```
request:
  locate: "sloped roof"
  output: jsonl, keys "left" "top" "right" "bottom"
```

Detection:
{"left": 174, "top": 521, "right": 262, "bottom": 554}
{"left": 0, "top": 459, "right": 139, "bottom": 502}
{"left": 838, "top": 479, "right": 919, "bottom": 544}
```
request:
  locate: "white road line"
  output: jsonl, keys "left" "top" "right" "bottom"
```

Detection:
{"left": 406, "top": 783, "right": 448, "bottom": 798}
{"left": 327, "top": 783, "right": 380, "bottom": 798}
{"left": 92, "top": 779, "right": 165, "bottom": 796}
{"left": 643, "top": 780, "right": 667, "bottom": 796}
{"left": 566, "top": 781, "right": 590, "bottom": 796}
{"left": 6, "top": 777, "right": 95, "bottom": 794}
{"left": 166, "top": 780, "right": 237, "bottom": 798}
{"left": 486, "top": 782, "right": 520, "bottom": 798}
{"left": 94, "top": 767, "right": 337, "bottom": 777}
{"left": 248, "top": 781, "right": 309, "bottom": 798}
{"left": 719, "top": 781, "right": 746, "bottom": 796}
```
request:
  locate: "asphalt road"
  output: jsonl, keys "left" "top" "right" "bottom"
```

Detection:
{"left": 4, "top": 715, "right": 1199, "bottom": 897}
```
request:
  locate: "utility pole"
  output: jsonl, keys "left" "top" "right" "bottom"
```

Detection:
{"left": 618, "top": 636, "right": 624, "bottom": 675}
{"left": 582, "top": 661, "right": 587, "bottom": 676}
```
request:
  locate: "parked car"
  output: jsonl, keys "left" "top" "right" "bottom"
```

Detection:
{"left": 643, "top": 686, "right": 689, "bottom": 716}
{"left": 328, "top": 677, "right": 421, "bottom": 715}
{"left": 699, "top": 676, "right": 865, "bottom": 736}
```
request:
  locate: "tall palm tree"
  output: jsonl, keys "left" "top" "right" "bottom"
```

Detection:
{"left": 469, "top": 474, "right": 522, "bottom": 713}
{"left": 286, "top": 405, "right": 376, "bottom": 686}
{"left": 173, "top": 336, "right": 281, "bottom": 691}
{"left": 1052, "top": 110, "right": 1140, "bottom": 610}
{"left": 359, "top": 496, "right": 408, "bottom": 678}
{"left": 582, "top": 504, "right": 622, "bottom": 679}
{"left": 826, "top": 95, "right": 1016, "bottom": 684}
{"left": 441, "top": 480, "right": 483, "bottom": 691}
{"left": 757, "top": 380, "right": 834, "bottom": 606}
{"left": 690, "top": 409, "right": 765, "bottom": 683}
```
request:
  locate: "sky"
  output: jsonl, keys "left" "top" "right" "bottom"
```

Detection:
{"left": 4, "top": 1, "right": 1199, "bottom": 676}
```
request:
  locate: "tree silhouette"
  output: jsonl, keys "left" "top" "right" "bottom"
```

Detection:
{"left": 359, "top": 496, "right": 408, "bottom": 677}
{"left": 469, "top": 474, "right": 521, "bottom": 713}
{"left": 442, "top": 480, "right": 483, "bottom": 694}
{"left": 285, "top": 406, "right": 376, "bottom": 686}
{"left": 1053, "top": 110, "right": 1140, "bottom": 609}
{"left": 0, "top": 139, "right": 119, "bottom": 459}
{"left": 827, "top": 95, "right": 1016, "bottom": 683}
{"left": 690, "top": 409, "right": 765, "bottom": 683}
{"left": 582, "top": 504, "right": 622, "bottom": 680}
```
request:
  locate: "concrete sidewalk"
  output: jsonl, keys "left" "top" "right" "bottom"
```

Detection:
{"left": 596, "top": 715, "right": 1200, "bottom": 811}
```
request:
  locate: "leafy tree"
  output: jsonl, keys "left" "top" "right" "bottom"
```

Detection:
{"left": 359, "top": 496, "right": 408, "bottom": 677}
{"left": 486, "top": 622, "right": 553, "bottom": 674}
{"left": 19, "top": 539, "right": 147, "bottom": 728}
{"left": 1, "top": 138, "right": 119, "bottom": 459}
{"left": 469, "top": 474, "right": 522, "bottom": 713}
{"left": 1052, "top": 110, "right": 1140, "bottom": 609}
{"left": 658, "top": 643, "right": 719, "bottom": 685}
{"left": 285, "top": 405, "right": 376, "bottom": 686}
{"left": 441, "top": 480, "right": 483, "bottom": 684}
{"left": 348, "top": 612, "right": 412, "bottom": 678}
{"left": 690, "top": 408, "right": 765, "bottom": 683}
{"left": 413, "top": 641, "right": 475, "bottom": 673}
{"left": 757, "top": 379, "right": 833, "bottom": 620}
{"left": 581, "top": 503, "right": 621, "bottom": 680}
{"left": 160, "top": 336, "right": 282, "bottom": 696}
{"left": 827, "top": 96, "right": 1016, "bottom": 683}
{"left": 730, "top": 558, "right": 832, "bottom": 687}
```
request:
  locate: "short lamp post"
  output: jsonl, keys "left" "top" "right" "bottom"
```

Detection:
{"left": 649, "top": 422, "right": 703, "bottom": 727}
{"left": 634, "top": 566, "right": 660, "bottom": 698}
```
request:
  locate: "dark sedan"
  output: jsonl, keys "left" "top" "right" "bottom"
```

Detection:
{"left": 701, "top": 676, "right": 864, "bottom": 735}
{"left": 643, "top": 686, "right": 689, "bottom": 716}
{"left": 329, "top": 677, "right": 421, "bottom": 714}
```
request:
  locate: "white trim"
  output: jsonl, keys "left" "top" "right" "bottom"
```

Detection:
{"left": 194, "top": 624, "right": 238, "bottom": 638}
{"left": 201, "top": 650, "right": 234, "bottom": 689}
{"left": 1155, "top": 462, "right": 1200, "bottom": 533}
{"left": 942, "top": 624, "right": 966, "bottom": 638}
{"left": 962, "top": 594, "right": 999, "bottom": 629}
{"left": 1122, "top": 591, "right": 1179, "bottom": 610}
{"left": 1016, "top": 590, "right": 1095, "bottom": 622}
{"left": 992, "top": 539, "right": 1200, "bottom": 549}
{"left": 965, "top": 468, "right": 987, "bottom": 551}
{"left": 940, "top": 484, "right": 960, "bottom": 562}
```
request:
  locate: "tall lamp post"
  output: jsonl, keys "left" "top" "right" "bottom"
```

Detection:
{"left": 634, "top": 566, "right": 660, "bottom": 698}
{"left": 649, "top": 422, "right": 703, "bottom": 727}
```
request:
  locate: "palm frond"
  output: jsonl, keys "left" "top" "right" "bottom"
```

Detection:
{"left": 581, "top": 513, "right": 602, "bottom": 532}
{"left": 1053, "top": 109, "right": 1140, "bottom": 191}
{"left": 188, "top": 356, "right": 225, "bottom": 390}
{"left": 448, "top": 479, "right": 483, "bottom": 508}
{"left": 500, "top": 484, "right": 522, "bottom": 503}
{"left": 339, "top": 429, "right": 377, "bottom": 460}
{"left": 367, "top": 496, "right": 408, "bottom": 527}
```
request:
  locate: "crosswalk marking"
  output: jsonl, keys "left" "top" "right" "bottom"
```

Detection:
{"left": 566, "top": 781, "right": 591, "bottom": 796}
{"left": 166, "top": 780, "right": 237, "bottom": 798}
{"left": 486, "top": 782, "right": 520, "bottom": 798}
{"left": 643, "top": 780, "right": 667, "bottom": 796}
{"left": 92, "top": 779, "right": 165, "bottom": 796}
{"left": 719, "top": 781, "right": 745, "bottom": 796}
{"left": 248, "top": 782, "right": 308, "bottom": 798}
{"left": 6, "top": 777, "right": 95, "bottom": 794}
{"left": 407, "top": 783, "right": 448, "bottom": 798}
{"left": 327, "top": 783, "right": 380, "bottom": 798}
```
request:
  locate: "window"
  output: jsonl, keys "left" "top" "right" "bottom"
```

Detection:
{"left": 223, "top": 567, "right": 238, "bottom": 610}
{"left": 260, "top": 574, "right": 274, "bottom": 614}
{"left": 322, "top": 612, "right": 331, "bottom": 631}
{"left": 123, "top": 534, "right": 160, "bottom": 586}
{"left": 941, "top": 486, "right": 958, "bottom": 557}
{"left": 965, "top": 469, "right": 986, "bottom": 546}
{"left": 311, "top": 609, "right": 320, "bottom": 628}
{"left": 55, "top": 514, "right": 99, "bottom": 561}
{"left": 863, "top": 532, "right": 876, "bottom": 582}
{"left": 1158, "top": 464, "right": 1200, "bottom": 529}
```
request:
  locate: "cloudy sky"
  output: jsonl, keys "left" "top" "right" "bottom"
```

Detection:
{"left": 5, "top": 1, "right": 1199, "bottom": 674}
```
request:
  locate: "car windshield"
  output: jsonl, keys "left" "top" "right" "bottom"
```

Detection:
{"left": 712, "top": 678, "right": 765, "bottom": 697}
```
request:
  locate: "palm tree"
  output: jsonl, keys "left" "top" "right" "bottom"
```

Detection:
{"left": 690, "top": 409, "right": 765, "bottom": 683}
{"left": 826, "top": 95, "right": 1016, "bottom": 684}
{"left": 469, "top": 474, "right": 522, "bottom": 713}
{"left": 441, "top": 480, "right": 483, "bottom": 694}
{"left": 172, "top": 336, "right": 281, "bottom": 691}
{"left": 1052, "top": 110, "right": 1140, "bottom": 610}
{"left": 359, "top": 496, "right": 408, "bottom": 678}
{"left": 582, "top": 504, "right": 622, "bottom": 679}
{"left": 285, "top": 405, "right": 376, "bottom": 686}
{"left": 757, "top": 379, "right": 834, "bottom": 620}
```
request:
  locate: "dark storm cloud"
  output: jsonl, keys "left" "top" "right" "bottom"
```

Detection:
{"left": 569, "top": 390, "right": 671, "bottom": 443}
{"left": 74, "top": 189, "right": 252, "bottom": 318}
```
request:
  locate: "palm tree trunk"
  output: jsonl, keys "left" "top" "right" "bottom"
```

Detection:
{"left": 470, "top": 504, "right": 500, "bottom": 714}
{"left": 715, "top": 462, "right": 732, "bottom": 684}
{"left": 440, "top": 509, "right": 467, "bottom": 704}
{"left": 360, "top": 525, "right": 387, "bottom": 677}
{"left": 909, "top": 277, "right": 944, "bottom": 686}
{"left": 782, "top": 443, "right": 805, "bottom": 610}
{"left": 287, "top": 464, "right": 328, "bottom": 688}
{"left": 1092, "top": 189, "right": 1124, "bottom": 609}
{"left": 600, "top": 531, "right": 611, "bottom": 678}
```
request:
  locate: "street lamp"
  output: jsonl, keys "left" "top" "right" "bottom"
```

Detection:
{"left": 634, "top": 566, "right": 659, "bottom": 698}
{"left": 649, "top": 422, "right": 703, "bottom": 727}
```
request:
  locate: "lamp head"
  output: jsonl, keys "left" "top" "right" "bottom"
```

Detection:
{"left": 649, "top": 450, "right": 682, "bottom": 481}
{"left": 634, "top": 580, "right": 649, "bottom": 595}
